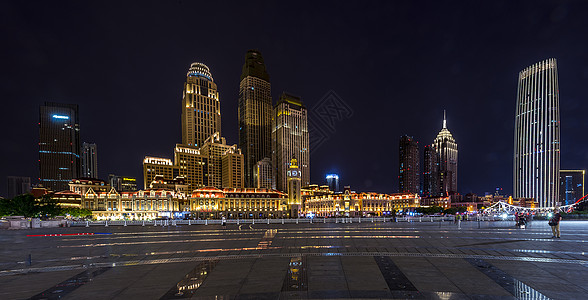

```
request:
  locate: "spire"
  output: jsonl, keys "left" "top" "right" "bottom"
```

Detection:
{"left": 443, "top": 110, "right": 447, "bottom": 129}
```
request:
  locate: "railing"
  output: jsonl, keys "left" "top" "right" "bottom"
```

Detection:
{"left": 69, "top": 216, "right": 484, "bottom": 227}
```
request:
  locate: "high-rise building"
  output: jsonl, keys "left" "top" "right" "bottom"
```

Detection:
{"left": 559, "top": 170, "right": 585, "bottom": 206}
{"left": 273, "top": 92, "right": 310, "bottom": 191}
{"left": 81, "top": 142, "right": 98, "bottom": 178}
{"left": 108, "top": 174, "right": 138, "bottom": 192}
{"left": 7, "top": 176, "right": 31, "bottom": 198}
{"left": 238, "top": 50, "right": 272, "bottom": 187}
{"left": 181, "top": 62, "right": 221, "bottom": 147}
{"left": 514, "top": 58, "right": 560, "bottom": 208}
{"left": 201, "top": 132, "right": 244, "bottom": 189}
{"left": 326, "top": 174, "right": 340, "bottom": 192}
{"left": 39, "top": 102, "right": 81, "bottom": 191}
{"left": 422, "top": 145, "right": 439, "bottom": 197}
{"left": 399, "top": 135, "right": 419, "bottom": 194}
{"left": 254, "top": 158, "right": 274, "bottom": 189}
{"left": 433, "top": 112, "right": 458, "bottom": 195}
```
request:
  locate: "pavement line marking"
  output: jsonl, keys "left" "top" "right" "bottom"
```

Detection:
{"left": 2, "top": 252, "right": 586, "bottom": 277}
{"left": 27, "top": 267, "right": 111, "bottom": 299}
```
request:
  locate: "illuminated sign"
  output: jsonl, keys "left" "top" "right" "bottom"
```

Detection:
{"left": 123, "top": 178, "right": 136, "bottom": 182}
{"left": 52, "top": 115, "right": 69, "bottom": 120}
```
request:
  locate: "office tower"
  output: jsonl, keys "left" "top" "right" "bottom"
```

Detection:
{"left": 201, "top": 132, "right": 244, "bottom": 188}
{"left": 399, "top": 135, "right": 420, "bottom": 194}
{"left": 326, "top": 174, "right": 340, "bottom": 192}
{"left": 514, "top": 58, "right": 560, "bottom": 208}
{"left": 222, "top": 149, "right": 244, "bottom": 189}
{"left": 181, "top": 62, "right": 221, "bottom": 147}
{"left": 254, "top": 158, "right": 274, "bottom": 189}
{"left": 143, "top": 157, "right": 178, "bottom": 189}
{"left": 39, "top": 102, "right": 81, "bottom": 191}
{"left": 7, "top": 176, "right": 31, "bottom": 198}
{"left": 108, "top": 174, "right": 138, "bottom": 192}
{"left": 81, "top": 142, "right": 98, "bottom": 178}
{"left": 273, "top": 92, "right": 310, "bottom": 191}
{"left": 559, "top": 170, "right": 585, "bottom": 206}
{"left": 433, "top": 112, "right": 458, "bottom": 195}
{"left": 238, "top": 50, "right": 272, "bottom": 187}
{"left": 423, "top": 145, "right": 439, "bottom": 197}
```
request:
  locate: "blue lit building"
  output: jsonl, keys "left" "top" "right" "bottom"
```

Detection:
{"left": 559, "top": 170, "right": 585, "bottom": 206}
{"left": 326, "top": 174, "right": 339, "bottom": 192}
{"left": 39, "top": 102, "right": 81, "bottom": 191}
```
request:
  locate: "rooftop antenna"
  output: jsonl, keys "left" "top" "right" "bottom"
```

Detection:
{"left": 443, "top": 110, "right": 447, "bottom": 129}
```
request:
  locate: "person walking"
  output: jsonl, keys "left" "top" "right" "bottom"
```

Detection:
{"left": 221, "top": 215, "right": 227, "bottom": 230}
{"left": 549, "top": 209, "right": 562, "bottom": 238}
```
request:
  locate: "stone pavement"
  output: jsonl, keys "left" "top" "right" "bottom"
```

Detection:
{"left": 0, "top": 220, "right": 587, "bottom": 299}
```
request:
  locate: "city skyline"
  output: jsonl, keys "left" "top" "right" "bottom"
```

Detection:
{"left": 2, "top": 2, "right": 588, "bottom": 197}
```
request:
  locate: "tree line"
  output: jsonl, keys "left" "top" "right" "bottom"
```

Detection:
{"left": 0, "top": 194, "right": 92, "bottom": 218}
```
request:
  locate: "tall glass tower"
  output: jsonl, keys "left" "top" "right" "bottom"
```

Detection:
{"left": 181, "top": 62, "right": 220, "bottom": 147}
{"left": 514, "top": 58, "right": 560, "bottom": 208}
{"left": 238, "top": 50, "right": 272, "bottom": 187}
{"left": 39, "top": 102, "right": 81, "bottom": 191}
{"left": 399, "top": 135, "right": 420, "bottom": 194}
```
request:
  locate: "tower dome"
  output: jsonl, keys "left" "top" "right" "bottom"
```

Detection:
{"left": 187, "top": 62, "right": 213, "bottom": 81}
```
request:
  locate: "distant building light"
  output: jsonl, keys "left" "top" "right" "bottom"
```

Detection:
{"left": 52, "top": 115, "right": 69, "bottom": 120}
{"left": 326, "top": 174, "right": 339, "bottom": 180}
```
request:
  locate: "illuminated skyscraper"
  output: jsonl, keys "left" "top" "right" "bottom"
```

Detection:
{"left": 433, "top": 112, "right": 458, "bottom": 195}
{"left": 326, "top": 174, "right": 340, "bottom": 192}
{"left": 422, "top": 145, "right": 439, "bottom": 197}
{"left": 399, "top": 135, "right": 419, "bottom": 194}
{"left": 514, "top": 58, "right": 560, "bottom": 208}
{"left": 559, "top": 170, "right": 584, "bottom": 206}
{"left": 181, "top": 62, "right": 221, "bottom": 147}
{"left": 273, "top": 92, "right": 309, "bottom": 191}
{"left": 81, "top": 142, "right": 98, "bottom": 178}
{"left": 39, "top": 102, "right": 81, "bottom": 191}
{"left": 239, "top": 50, "right": 272, "bottom": 187}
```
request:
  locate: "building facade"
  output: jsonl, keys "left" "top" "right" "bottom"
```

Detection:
{"left": 399, "top": 135, "right": 419, "bottom": 194}
{"left": 108, "top": 174, "right": 138, "bottom": 192}
{"left": 253, "top": 157, "right": 274, "bottom": 189}
{"left": 422, "top": 145, "right": 439, "bottom": 197}
{"left": 238, "top": 50, "right": 273, "bottom": 187}
{"left": 303, "top": 186, "right": 420, "bottom": 217}
{"left": 201, "top": 133, "right": 244, "bottom": 189}
{"left": 81, "top": 142, "right": 98, "bottom": 178}
{"left": 433, "top": 113, "right": 458, "bottom": 195}
{"left": 273, "top": 92, "right": 310, "bottom": 191}
{"left": 559, "top": 170, "right": 585, "bottom": 206}
{"left": 181, "top": 62, "right": 221, "bottom": 147}
{"left": 326, "top": 174, "right": 340, "bottom": 192}
{"left": 514, "top": 58, "right": 560, "bottom": 208}
{"left": 39, "top": 102, "right": 81, "bottom": 191}
{"left": 7, "top": 176, "right": 31, "bottom": 198}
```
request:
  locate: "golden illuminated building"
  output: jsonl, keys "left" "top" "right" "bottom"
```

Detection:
{"left": 303, "top": 186, "right": 420, "bottom": 217}
{"left": 190, "top": 187, "right": 288, "bottom": 219}
{"left": 181, "top": 62, "right": 221, "bottom": 147}
{"left": 201, "top": 133, "right": 244, "bottom": 189}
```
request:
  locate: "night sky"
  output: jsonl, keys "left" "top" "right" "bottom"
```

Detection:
{"left": 2, "top": 1, "right": 588, "bottom": 197}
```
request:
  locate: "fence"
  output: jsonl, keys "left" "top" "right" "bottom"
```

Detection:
{"left": 69, "top": 215, "right": 494, "bottom": 227}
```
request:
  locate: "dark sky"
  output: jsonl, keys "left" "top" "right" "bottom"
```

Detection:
{"left": 2, "top": 1, "right": 588, "bottom": 197}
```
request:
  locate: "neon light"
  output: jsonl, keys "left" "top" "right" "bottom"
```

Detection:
{"left": 52, "top": 115, "right": 69, "bottom": 120}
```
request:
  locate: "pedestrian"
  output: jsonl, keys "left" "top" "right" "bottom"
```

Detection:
{"left": 221, "top": 215, "right": 227, "bottom": 229}
{"left": 548, "top": 209, "right": 562, "bottom": 238}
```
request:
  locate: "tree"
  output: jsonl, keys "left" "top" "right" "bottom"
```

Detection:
{"left": 0, "top": 194, "right": 61, "bottom": 218}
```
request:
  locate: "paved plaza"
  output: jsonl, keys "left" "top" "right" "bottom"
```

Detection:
{"left": 0, "top": 220, "right": 587, "bottom": 299}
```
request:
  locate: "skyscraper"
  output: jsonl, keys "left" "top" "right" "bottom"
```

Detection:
{"left": 181, "top": 62, "right": 221, "bottom": 147}
{"left": 514, "top": 58, "right": 560, "bottom": 208}
{"left": 273, "top": 92, "right": 310, "bottom": 191}
{"left": 559, "top": 170, "right": 585, "bottom": 206}
{"left": 433, "top": 112, "right": 458, "bottom": 195}
{"left": 81, "top": 142, "right": 98, "bottom": 178}
{"left": 238, "top": 50, "right": 272, "bottom": 187}
{"left": 422, "top": 145, "right": 439, "bottom": 197}
{"left": 326, "top": 174, "right": 340, "bottom": 192}
{"left": 39, "top": 102, "right": 81, "bottom": 191}
{"left": 399, "top": 135, "right": 419, "bottom": 194}
{"left": 7, "top": 176, "right": 31, "bottom": 198}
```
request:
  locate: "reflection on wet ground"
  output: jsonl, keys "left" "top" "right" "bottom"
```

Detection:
{"left": 159, "top": 260, "right": 217, "bottom": 299}
{"left": 1, "top": 221, "right": 587, "bottom": 299}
